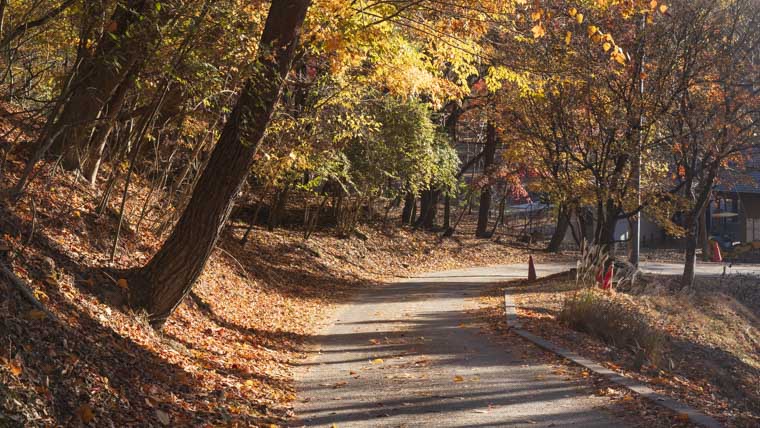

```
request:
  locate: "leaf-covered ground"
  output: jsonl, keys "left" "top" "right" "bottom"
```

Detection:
{"left": 484, "top": 273, "right": 760, "bottom": 428}
{"left": 0, "top": 158, "right": 541, "bottom": 426}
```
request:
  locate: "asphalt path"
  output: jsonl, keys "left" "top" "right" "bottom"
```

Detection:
{"left": 291, "top": 261, "right": 759, "bottom": 427}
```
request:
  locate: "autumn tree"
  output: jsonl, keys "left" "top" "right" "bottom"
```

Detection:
{"left": 663, "top": 0, "right": 760, "bottom": 288}
{"left": 129, "top": 0, "right": 311, "bottom": 327}
{"left": 41, "top": 0, "right": 168, "bottom": 171}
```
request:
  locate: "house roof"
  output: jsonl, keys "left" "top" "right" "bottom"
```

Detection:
{"left": 715, "top": 171, "right": 760, "bottom": 194}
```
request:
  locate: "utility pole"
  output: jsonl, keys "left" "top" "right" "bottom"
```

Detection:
{"left": 630, "top": 13, "right": 646, "bottom": 268}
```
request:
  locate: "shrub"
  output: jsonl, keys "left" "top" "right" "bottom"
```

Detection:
{"left": 559, "top": 289, "right": 664, "bottom": 368}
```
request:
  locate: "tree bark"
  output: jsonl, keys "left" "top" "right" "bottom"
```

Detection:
{"left": 681, "top": 225, "right": 698, "bottom": 289}
{"left": 401, "top": 192, "right": 415, "bottom": 225}
{"left": 415, "top": 189, "right": 439, "bottom": 230}
{"left": 547, "top": 203, "right": 570, "bottom": 252}
{"left": 475, "top": 123, "right": 497, "bottom": 238}
{"left": 128, "top": 0, "right": 311, "bottom": 327}
{"left": 681, "top": 163, "right": 718, "bottom": 289}
{"left": 443, "top": 194, "right": 451, "bottom": 230}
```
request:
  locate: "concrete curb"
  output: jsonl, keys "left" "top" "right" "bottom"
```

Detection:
{"left": 504, "top": 288, "right": 723, "bottom": 428}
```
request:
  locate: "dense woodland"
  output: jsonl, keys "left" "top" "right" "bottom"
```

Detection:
{"left": 0, "top": 0, "right": 759, "bottom": 426}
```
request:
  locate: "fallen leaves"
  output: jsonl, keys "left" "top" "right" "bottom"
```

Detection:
{"left": 25, "top": 309, "right": 46, "bottom": 320}
{"left": 0, "top": 153, "right": 542, "bottom": 426}
{"left": 76, "top": 403, "right": 94, "bottom": 423}
{"left": 155, "top": 409, "right": 171, "bottom": 425}
{"left": 7, "top": 358, "right": 23, "bottom": 377}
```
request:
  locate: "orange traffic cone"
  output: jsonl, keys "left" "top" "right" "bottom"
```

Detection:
{"left": 711, "top": 241, "right": 723, "bottom": 263}
{"left": 528, "top": 256, "right": 537, "bottom": 281}
{"left": 601, "top": 264, "right": 613, "bottom": 290}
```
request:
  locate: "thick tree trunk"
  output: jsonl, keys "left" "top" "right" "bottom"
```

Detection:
{"left": 129, "top": 0, "right": 311, "bottom": 327}
{"left": 475, "top": 123, "right": 497, "bottom": 238}
{"left": 415, "top": 189, "right": 439, "bottom": 230}
{"left": 47, "top": 0, "right": 159, "bottom": 170}
{"left": 401, "top": 193, "right": 415, "bottom": 225}
{"left": 547, "top": 203, "right": 570, "bottom": 252}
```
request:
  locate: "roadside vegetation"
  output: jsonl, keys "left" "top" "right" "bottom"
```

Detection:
{"left": 491, "top": 273, "right": 760, "bottom": 426}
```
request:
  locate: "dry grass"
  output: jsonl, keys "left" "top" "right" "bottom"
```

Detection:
{"left": 559, "top": 289, "right": 665, "bottom": 368}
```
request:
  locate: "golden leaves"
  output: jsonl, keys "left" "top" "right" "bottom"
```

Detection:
{"left": 565, "top": 32, "right": 572, "bottom": 46}
{"left": 531, "top": 23, "right": 546, "bottom": 39}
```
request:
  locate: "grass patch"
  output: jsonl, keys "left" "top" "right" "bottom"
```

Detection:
{"left": 559, "top": 289, "right": 664, "bottom": 368}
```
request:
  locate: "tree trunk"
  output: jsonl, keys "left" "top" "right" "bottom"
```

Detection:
{"left": 401, "top": 192, "right": 415, "bottom": 225}
{"left": 82, "top": 64, "right": 139, "bottom": 185}
{"left": 47, "top": 0, "right": 160, "bottom": 170}
{"left": 476, "top": 123, "right": 497, "bottom": 238}
{"left": 547, "top": 203, "right": 570, "bottom": 252}
{"left": 443, "top": 194, "right": 451, "bottom": 230}
{"left": 267, "top": 185, "right": 290, "bottom": 231}
{"left": 681, "top": 225, "right": 698, "bottom": 289}
{"left": 128, "top": 0, "right": 311, "bottom": 327}
{"left": 415, "top": 189, "right": 439, "bottom": 230}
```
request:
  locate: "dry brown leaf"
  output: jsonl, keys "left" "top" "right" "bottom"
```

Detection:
{"left": 77, "top": 403, "right": 94, "bottom": 423}
{"left": 155, "top": 409, "right": 170, "bottom": 425}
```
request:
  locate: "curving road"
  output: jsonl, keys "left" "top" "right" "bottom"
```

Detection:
{"left": 291, "top": 261, "right": 759, "bottom": 427}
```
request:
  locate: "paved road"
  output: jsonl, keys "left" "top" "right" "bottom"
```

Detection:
{"left": 291, "top": 262, "right": 759, "bottom": 427}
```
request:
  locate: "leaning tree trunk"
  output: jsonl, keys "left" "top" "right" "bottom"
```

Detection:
{"left": 129, "top": 0, "right": 311, "bottom": 327}
{"left": 547, "top": 203, "right": 570, "bottom": 252}
{"left": 47, "top": 0, "right": 160, "bottom": 171}
{"left": 475, "top": 123, "right": 497, "bottom": 238}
